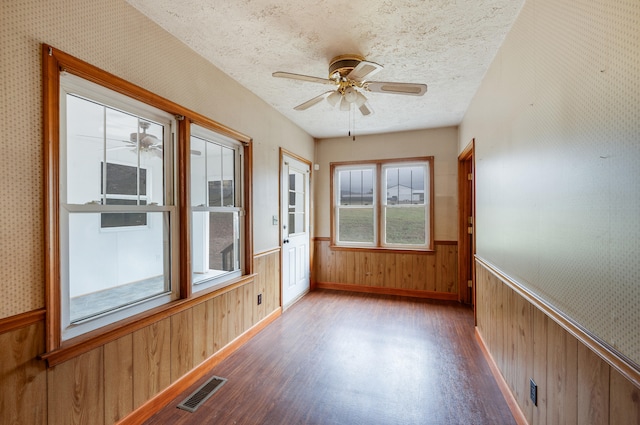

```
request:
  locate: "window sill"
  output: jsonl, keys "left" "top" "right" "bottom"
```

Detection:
{"left": 41, "top": 273, "right": 256, "bottom": 368}
{"left": 329, "top": 244, "right": 435, "bottom": 254}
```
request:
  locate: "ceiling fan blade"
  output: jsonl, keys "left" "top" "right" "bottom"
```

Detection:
{"left": 358, "top": 102, "right": 374, "bottom": 116}
{"left": 365, "top": 81, "right": 428, "bottom": 96}
{"left": 272, "top": 71, "right": 334, "bottom": 85}
{"left": 294, "top": 91, "right": 334, "bottom": 111}
{"left": 347, "top": 60, "right": 383, "bottom": 82}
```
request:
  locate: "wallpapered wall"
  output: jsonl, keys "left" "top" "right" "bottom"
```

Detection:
{"left": 0, "top": 0, "right": 314, "bottom": 318}
{"left": 460, "top": 0, "right": 640, "bottom": 367}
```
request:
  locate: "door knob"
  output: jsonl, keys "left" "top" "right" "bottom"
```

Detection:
{"left": 283, "top": 239, "right": 290, "bottom": 244}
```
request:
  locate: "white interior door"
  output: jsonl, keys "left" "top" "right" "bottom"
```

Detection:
{"left": 281, "top": 153, "right": 310, "bottom": 308}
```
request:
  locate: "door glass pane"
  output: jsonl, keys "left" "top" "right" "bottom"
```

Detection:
{"left": 338, "top": 207, "right": 374, "bottom": 243}
{"left": 68, "top": 211, "right": 170, "bottom": 322}
{"left": 288, "top": 169, "right": 305, "bottom": 234}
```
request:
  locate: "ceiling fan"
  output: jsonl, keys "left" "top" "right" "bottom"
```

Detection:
{"left": 81, "top": 121, "right": 201, "bottom": 157}
{"left": 273, "top": 54, "right": 428, "bottom": 116}
{"left": 127, "top": 121, "right": 164, "bottom": 158}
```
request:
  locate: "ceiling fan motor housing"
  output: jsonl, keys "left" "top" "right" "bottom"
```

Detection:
{"left": 328, "top": 54, "right": 366, "bottom": 79}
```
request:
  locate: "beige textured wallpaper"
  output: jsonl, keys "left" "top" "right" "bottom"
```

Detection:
{"left": 461, "top": 0, "right": 640, "bottom": 367}
{"left": 0, "top": 0, "right": 313, "bottom": 318}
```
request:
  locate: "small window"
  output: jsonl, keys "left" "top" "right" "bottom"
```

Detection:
{"left": 331, "top": 157, "right": 433, "bottom": 250}
{"left": 190, "top": 125, "right": 244, "bottom": 291}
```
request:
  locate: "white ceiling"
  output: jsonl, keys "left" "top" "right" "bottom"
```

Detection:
{"left": 126, "top": 0, "right": 525, "bottom": 139}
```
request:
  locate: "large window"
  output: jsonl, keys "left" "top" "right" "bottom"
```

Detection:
{"left": 332, "top": 158, "right": 434, "bottom": 250}
{"left": 190, "top": 125, "right": 244, "bottom": 291}
{"left": 60, "top": 73, "right": 177, "bottom": 340}
{"left": 43, "top": 46, "right": 252, "bottom": 353}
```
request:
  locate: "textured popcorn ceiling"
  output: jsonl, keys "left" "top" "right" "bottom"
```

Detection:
{"left": 126, "top": 0, "right": 524, "bottom": 138}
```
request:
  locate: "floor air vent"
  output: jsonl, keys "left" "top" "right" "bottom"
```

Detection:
{"left": 177, "top": 376, "right": 227, "bottom": 413}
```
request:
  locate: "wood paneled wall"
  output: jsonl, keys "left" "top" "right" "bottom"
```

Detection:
{"left": 0, "top": 250, "right": 280, "bottom": 425}
{"left": 314, "top": 239, "right": 458, "bottom": 299}
{"left": 476, "top": 260, "right": 640, "bottom": 425}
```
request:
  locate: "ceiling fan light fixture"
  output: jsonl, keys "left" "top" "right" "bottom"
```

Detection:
{"left": 343, "top": 87, "right": 357, "bottom": 103}
{"left": 327, "top": 90, "right": 342, "bottom": 107}
{"left": 339, "top": 97, "right": 351, "bottom": 111}
{"left": 354, "top": 91, "right": 367, "bottom": 107}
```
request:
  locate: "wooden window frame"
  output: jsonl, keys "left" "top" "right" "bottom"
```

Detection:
{"left": 42, "top": 44, "right": 253, "bottom": 362}
{"left": 329, "top": 157, "right": 435, "bottom": 252}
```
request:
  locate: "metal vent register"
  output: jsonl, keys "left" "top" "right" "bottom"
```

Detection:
{"left": 177, "top": 376, "right": 227, "bottom": 413}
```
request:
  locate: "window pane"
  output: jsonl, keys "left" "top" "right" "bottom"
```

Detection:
{"left": 66, "top": 95, "right": 165, "bottom": 206}
{"left": 68, "top": 211, "right": 170, "bottom": 322}
{"left": 385, "top": 165, "right": 425, "bottom": 205}
{"left": 338, "top": 169, "right": 374, "bottom": 205}
{"left": 192, "top": 211, "right": 239, "bottom": 284}
{"left": 221, "top": 146, "right": 235, "bottom": 206}
{"left": 190, "top": 136, "right": 207, "bottom": 207}
{"left": 338, "top": 207, "right": 374, "bottom": 243}
{"left": 384, "top": 206, "right": 427, "bottom": 245}
{"left": 206, "top": 142, "right": 223, "bottom": 207}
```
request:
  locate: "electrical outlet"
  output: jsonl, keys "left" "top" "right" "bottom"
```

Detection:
{"left": 530, "top": 378, "right": 537, "bottom": 406}
{"left": 257, "top": 294, "right": 262, "bottom": 305}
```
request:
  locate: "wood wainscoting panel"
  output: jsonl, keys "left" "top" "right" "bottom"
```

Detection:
{"left": 242, "top": 281, "right": 255, "bottom": 334}
{"left": 48, "top": 347, "right": 104, "bottom": 425}
{"left": 253, "top": 249, "right": 280, "bottom": 316}
{"left": 476, "top": 259, "right": 640, "bottom": 425}
{"left": 546, "top": 307, "right": 579, "bottom": 425}
{"left": 213, "top": 292, "right": 229, "bottom": 353}
{"left": 104, "top": 334, "right": 134, "bottom": 423}
{"left": 227, "top": 287, "right": 243, "bottom": 341}
{"left": 314, "top": 240, "right": 458, "bottom": 299}
{"left": 132, "top": 318, "right": 171, "bottom": 408}
{"left": 192, "top": 299, "right": 215, "bottom": 365}
{"left": 577, "top": 343, "right": 610, "bottom": 425}
{"left": 170, "top": 309, "right": 194, "bottom": 383}
{"left": 436, "top": 243, "right": 457, "bottom": 293}
{"left": 0, "top": 321, "right": 47, "bottom": 425}
{"left": 532, "top": 307, "right": 549, "bottom": 425}
{"left": 610, "top": 367, "right": 640, "bottom": 424}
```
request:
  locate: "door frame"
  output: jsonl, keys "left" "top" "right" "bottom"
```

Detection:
{"left": 458, "top": 139, "right": 475, "bottom": 311}
{"left": 279, "top": 148, "right": 313, "bottom": 309}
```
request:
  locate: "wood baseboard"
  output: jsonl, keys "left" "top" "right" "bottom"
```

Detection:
{"left": 116, "top": 307, "right": 282, "bottom": 425}
{"left": 475, "top": 327, "right": 528, "bottom": 425}
{"left": 315, "top": 282, "right": 458, "bottom": 301}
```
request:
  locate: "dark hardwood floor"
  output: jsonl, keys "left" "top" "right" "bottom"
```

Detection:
{"left": 144, "top": 290, "right": 516, "bottom": 425}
